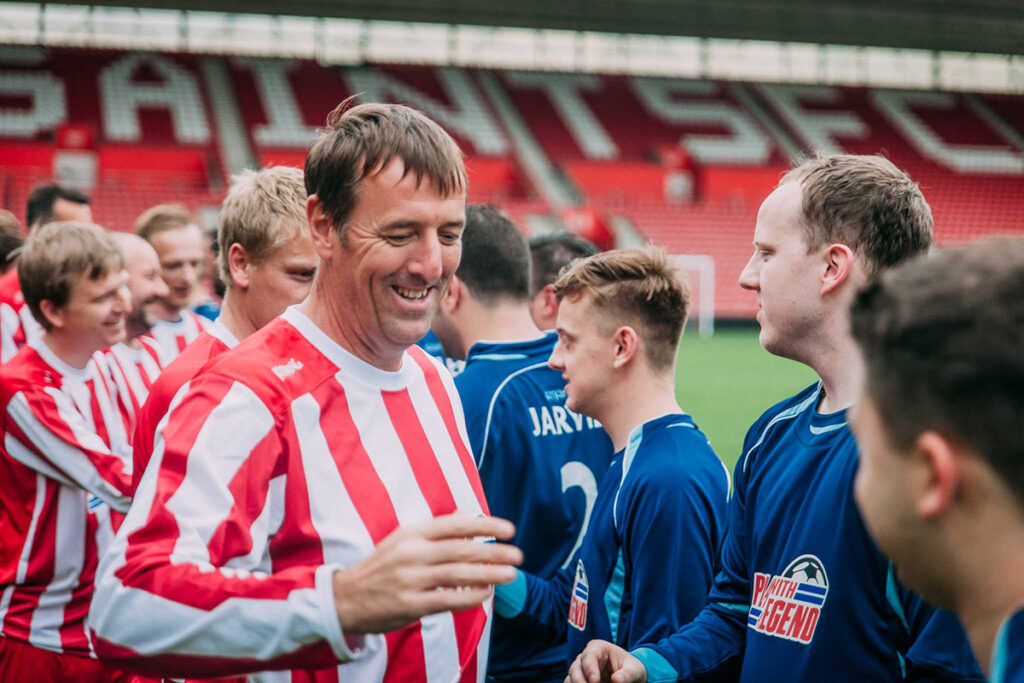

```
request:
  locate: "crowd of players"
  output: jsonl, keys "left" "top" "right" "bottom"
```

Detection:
{"left": 0, "top": 98, "right": 1020, "bottom": 683}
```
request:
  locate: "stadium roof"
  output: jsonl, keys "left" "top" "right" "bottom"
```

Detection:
{"left": 41, "top": 0, "right": 1024, "bottom": 56}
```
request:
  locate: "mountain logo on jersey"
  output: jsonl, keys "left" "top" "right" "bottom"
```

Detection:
{"left": 748, "top": 554, "right": 829, "bottom": 645}
{"left": 568, "top": 560, "right": 589, "bottom": 631}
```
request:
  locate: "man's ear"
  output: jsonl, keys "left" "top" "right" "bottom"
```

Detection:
{"left": 611, "top": 325, "right": 640, "bottom": 369}
{"left": 912, "top": 430, "right": 962, "bottom": 520}
{"left": 227, "top": 243, "right": 250, "bottom": 290}
{"left": 821, "top": 243, "right": 856, "bottom": 296}
{"left": 541, "top": 284, "right": 558, "bottom": 319}
{"left": 440, "top": 275, "right": 463, "bottom": 315}
{"left": 306, "top": 195, "right": 336, "bottom": 259}
{"left": 38, "top": 300, "right": 64, "bottom": 330}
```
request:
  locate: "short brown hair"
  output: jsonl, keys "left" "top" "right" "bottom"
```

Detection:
{"left": 304, "top": 98, "right": 466, "bottom": 240}
{"left": 19, "top": 222, "right": 124, "bottom": 331}
{"left": 217, "top": 166, "right": 309, "bottom": 285}
{"left": 851, "top": 237, "right": 1024, "bottom": 502}
{"left": 783, "top": 154, "right": 933, "bottom": 275}
{"left": 135, "top": 204, "right": 196, "bottom": 242}
{"left": 553, "top": 247, "right": 689, "bottom": 372}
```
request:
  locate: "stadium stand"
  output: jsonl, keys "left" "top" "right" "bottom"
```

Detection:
{"left": 2, "top": 48, "right": 1023, "bottom": 318}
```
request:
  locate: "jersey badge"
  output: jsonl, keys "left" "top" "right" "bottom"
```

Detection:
{"left": 748, "top": 554, "right": 829, "bottom": 645}
{"left": 568, "top": 559, "right": 589, "bottom": 631}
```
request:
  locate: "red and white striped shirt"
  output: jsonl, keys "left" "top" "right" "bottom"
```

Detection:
{"left": 0, "top": 269, "right": 43, "bottom": 364}
{"left": 146, "top": 310, "right": 212, "bottom": 364}
{"left": 0, "top": 338, "right": 133, "bottom": 657}
{"left": 90, "top": 307, "right": 492, "bottom": 681}
{"left": 131, "top": 319, "right": 238, "bottom": 495}
{"left": 97, "top": 337, "right": 166, "bottom": 438}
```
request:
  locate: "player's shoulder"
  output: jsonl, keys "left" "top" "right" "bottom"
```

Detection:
{"left": 0, "top": 345, "right": 60, "bottom": 401}
{"left": 745, "top": 382, "right": 821, "bottom": 439}
{"left": 0, "top": 268, "right": 22, "bottom": 305}
{"left": 149, "top": 332, "right": 226, "bottom": 399}
{"left": 196, "top": 316, "right": 338, "bottom": 412}
{"left": 628, "top": 414, "right": 723, "bottom": 483}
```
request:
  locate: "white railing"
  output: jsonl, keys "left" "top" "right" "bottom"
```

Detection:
{"left": 0, "top": 4, "right": 1023, "bottom": 93}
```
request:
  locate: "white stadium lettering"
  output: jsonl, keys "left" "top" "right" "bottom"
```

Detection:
{"left": 632, "top": 78, "right": 771, "bottom": 164}
{"left": 343, "top": 66, "right": 509, "bottom": 155}
{"left": 238, "top": 58, "right": 319, "bottom": 148}
{"left": 870, "top": 90, "right": 1024, "bottom": 175}
{"left": 100, "top": 53, "right": 210, "bottom": 144}
{"left": 0, "top": 71, "right": 67, "bottom": 138}
{"left": 757, "top": 83, "right": 869, "bottom": 156}
{"left": 506, "top": 71, "right": 618, "bottom": 159}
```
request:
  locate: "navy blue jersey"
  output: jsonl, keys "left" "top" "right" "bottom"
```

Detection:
{"left": 455, "top": 333, "right": 614, "bottom": 681}
{"left": 416, "top": 329, "right": 465, "bottom": 376}
{"left": 495, "top": 413, "right": 729, "bottom": 669}
{"left": 632, "top": 384, "right": 983, "bottom": 683}
{"left": 992, "top": 606, "right": 1024, "bottom": 682}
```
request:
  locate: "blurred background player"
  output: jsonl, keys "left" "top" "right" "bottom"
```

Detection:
{"left": 850, "top": 238, "right": 1024, "bottom": 681}
{"left": 494, "top": 247, "right": 728, "bottom": 670}
{"left": 135, "top": 203, "right": 212, "bottom": 361}
{"left": 569, "top": 154, "right": 983, "bottom": 683}
{"left": 191, "top": 223, "right": 224, "bottom": 321}
{"left": 96, "top": 232, "right": 170, "bottom": 436}
{"left": 131, "top": 165, "right": 317, "bottom": 493}
{"left": 431, "top": 204, "right": 614, "bottom": 682}
{"left": 0, "top": 209, "right": 23, "bottom": 275}
{"left": 528, "top": 232, "right": 599, "bottom": 331}
{"left": 25, "top": 183, "right": 92, "bottom": 231}
{"left": 0, "top": 222, "right": 137, "bottom": 682}
{"left": 1, "top": 184, "right": 93, "bottom": 363}
{"left": 89, "top": 101, "right": 523, "bottom": 680}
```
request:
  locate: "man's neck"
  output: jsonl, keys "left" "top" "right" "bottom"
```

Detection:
{"left": 299, "top": 288, "right": 402, "bottom": 371}
{"left": 951, "top": 516, "right": 1024, "bottom": 673}
{"left": 597, "top": 372, "right": 681, "bottom": 451}
{"left": 798, "top": 330, "right": 863, "bottom": 414}
{"left": 40, "top": 331, "right": 97, "bottom": 370}
{"left": 461, "top": 303, "right": 543, "bottom": 357}
{"left": 215, "top": 290, "right": 257, "bottom": 343}
{"left": 155, "top": 302, "right": 183, "bottom": 323}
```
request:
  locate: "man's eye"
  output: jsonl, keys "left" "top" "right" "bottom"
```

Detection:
{"left": 440, "top": 232, "right": 462, "bottom": 245}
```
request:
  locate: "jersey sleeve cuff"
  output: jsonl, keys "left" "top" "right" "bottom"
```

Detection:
{"left": 493, "top": 568, "right": 527, "bottom": 618}
{"left": 318, "top": 564, "right": 365, "bottom": 662}
{"left": 632, "top": 647, "right": 678, "bottom": 683}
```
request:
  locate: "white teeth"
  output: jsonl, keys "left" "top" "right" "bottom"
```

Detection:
{"left": 396, "top": 287, "right": 428, "bottom": 300}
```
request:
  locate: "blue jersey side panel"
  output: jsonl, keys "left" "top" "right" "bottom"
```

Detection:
{"left": 643, "top": 384, "right": 983, "bottom": 683}
{"left": 455, "top": 334, "right": 614, "bottom": 680}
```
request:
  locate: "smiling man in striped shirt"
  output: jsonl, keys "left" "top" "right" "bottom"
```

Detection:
{"left": 0, "top": 221, "right": 138, "bottom": 681}
{"left": 88, "top": 100, "right": 522, "bottom": 681}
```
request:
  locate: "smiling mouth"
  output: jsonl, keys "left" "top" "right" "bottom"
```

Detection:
{"left": 394, "top": 286, "right": 430, "bottom": 301}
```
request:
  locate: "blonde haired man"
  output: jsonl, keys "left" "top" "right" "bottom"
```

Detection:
{"left": 135, "top": 203, "right": 211, "bottom": 360}
{"left": 493, "top": 247, "right": 729, "bottom": 671}
{"left": 131, "top": 165, "right": 318, "bottom": 493}
{"left": 0, "top": 222, "right": 137, "bottom": 681}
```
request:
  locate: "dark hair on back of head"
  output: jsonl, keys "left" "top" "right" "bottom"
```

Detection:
{"left": 26, "top": 184, "right": 90, "bottom": 230}
{"left": 528, "top": 232, "right": 599, "bottom": 296}
{"left": 457, "top": 204, "right": 530, "bottom": 304}
{"left": 851, "top": 237, "right": 1024, "bottom": 503}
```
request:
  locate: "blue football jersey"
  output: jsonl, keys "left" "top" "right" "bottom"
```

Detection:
{"left": 455, "top": 333, "right": 614, "bottom": 681}
{"left": 494, "top": 413, "right": 729, "bottom": 668}
{"left": 631, "top": 383, "right": 984, "bottom": 683}
{"left": 416, "top": 329, "right": 465, "bottom": 376}
{"left": 992, "top": 606, "right": 1024, "bottom": 682}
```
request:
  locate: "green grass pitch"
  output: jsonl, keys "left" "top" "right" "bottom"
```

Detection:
{"left": 674, "top": 327, "right": 818, "bottom": 474}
